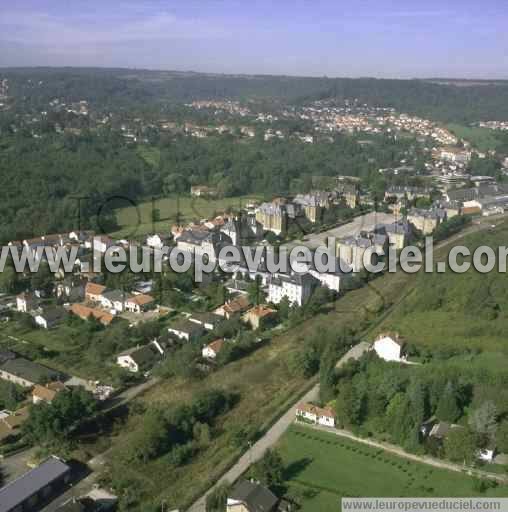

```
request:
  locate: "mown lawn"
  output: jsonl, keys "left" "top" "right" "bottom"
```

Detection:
{"left": 111, "top": 194, "right": 261, "bottom": 239}
{"left": 277, "top": 425, "right": 508, "bottom": 511}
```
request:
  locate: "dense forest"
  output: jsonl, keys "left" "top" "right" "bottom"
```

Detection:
{"left": 2, "top": 68, "right": 508, "bottom": 123}
{"left": 0, "top": 129, "right": 411, "bottom": 242}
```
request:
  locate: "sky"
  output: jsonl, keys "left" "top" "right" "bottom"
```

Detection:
{"left": 0, "top": 0, "right": 507, "bottom": 78}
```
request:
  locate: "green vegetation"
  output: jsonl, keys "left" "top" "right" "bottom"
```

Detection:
{"left": 447, "top": 123, "right": 502, "bottom": 152}
{"left": 4, "top": 68, "right": 508, "bottom": 122}
{"left": 113, "top": 194, "right": 259, "bottom": 238}
{"left": 81, "top": 266, "right": 415, "bottom": 511}
{"left": 276, "top": 425, "right": 508, "bottom": 511}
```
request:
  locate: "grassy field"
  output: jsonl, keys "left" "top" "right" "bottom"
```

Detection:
{"left": 98, "top": 268, "right": 417, "bottom": 509}
{"left": 277, "top": 425, "right": 508, "bottom": 511}
{"left": 447, "top": 123, "right": 500, "bottom": 152}
{"left": 111, "top": 194, "right": 261, "bottom": 238}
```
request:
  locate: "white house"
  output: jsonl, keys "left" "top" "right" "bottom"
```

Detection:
{"left": 372, "top": 333, "right": 406, "bottom": 362}
{"left": 116, "top": 345, "right": 158, "bottom": 373}
{"left": 202, "top": 339, "right": 225, "bottom": 359}
{"left": 296, "top": 402, "right": 335, "bottom": 428}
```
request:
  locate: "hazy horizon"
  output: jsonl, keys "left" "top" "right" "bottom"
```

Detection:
{"left": 1, "top": 0, "right": 507, "bottom": 79}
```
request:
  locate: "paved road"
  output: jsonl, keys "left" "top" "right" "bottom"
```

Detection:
{"left": 187, "top": 342, "right": 370, "bottom": 512}
{"left": 306, "top": 423, "right": 508, "bottom": 484}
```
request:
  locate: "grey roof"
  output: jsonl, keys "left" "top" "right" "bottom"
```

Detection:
{"left": 101, "top": 289, "right": 127, "bottom": 302}
{"left": 118, "top": 345, "right": 158, "bottom": 368}
{"left": 229, "top": 480, "right": 278, "bottom": 512}
{"left": 269, "top": 272, "right": 319, "bottom": 287}
{"left": 168, "top": 318, "right": 205, "bottom": 335}
{"left": 37, "top": 306, "right": 67, "bottom": 323}
{"left": 0, "top": 357, "right": 60, "bottom": 384}
{"left": 0, "top": 457, "right": 71, "bottom": 512}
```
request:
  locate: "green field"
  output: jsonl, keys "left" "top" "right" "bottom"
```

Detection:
{"left": 277, "top": 425, "right": 508, "bottom": 511}
{"left": 112, "top": 194, "right": 261, "bottom": 238}
{"left": 447, "top": 123, "right": 500, "bottom": 152}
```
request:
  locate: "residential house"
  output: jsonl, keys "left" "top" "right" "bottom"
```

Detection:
{"left": 125, "top": 294, "right": 156, "bottom": 313}
{"left": 293, "top": 194, "right": 323, "bottom": 223}
{"left": 32, "top": 381, "right": 66, "bottom": 404}
{"left": 227, "top": 480, "right": 279, "bottom": 512}
{"left": 215, "top": 295, "right": 251, "bottom": 320}
{"left": 116, "top": 344, "right": 160, "bottom": 373}
{"left": 100, "top": 290, "right": 127, "bottom": 312}
{"left": 372, "top": 333, "right": 407, "bottom": 363}
{"left": 0, "top": 358, "right": 61, "bottom": 387}
{"left": 267, "top": 272, "right": 319, "bottom": 306}
{"left": 0, "top": 456, "right": 72, "bottom": 512}
{"left": 70, "top": 304, "right": 114, "bottom": 326}
{"left": 242, "top": 305, "right": 277, "bottom": 330}
{"left": 0, "top": 407, "right": 29, "bottom": 444}
{"left": 34, "top": 306, "right": 67, "bottom": 329}
{"left": 189, "top": 311, "right": 224, "bottom": 331}
{"left": 167, "top": 319, "right": 205, "bottom": 341}
{"left": 85, "top": 282, "right": 107, "bottom": 303}
{"left": 202, "top": 338, "right": 225, "bottom": 359}
{"left": 296, "top": 402, "right": 336, "bottom": 427}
